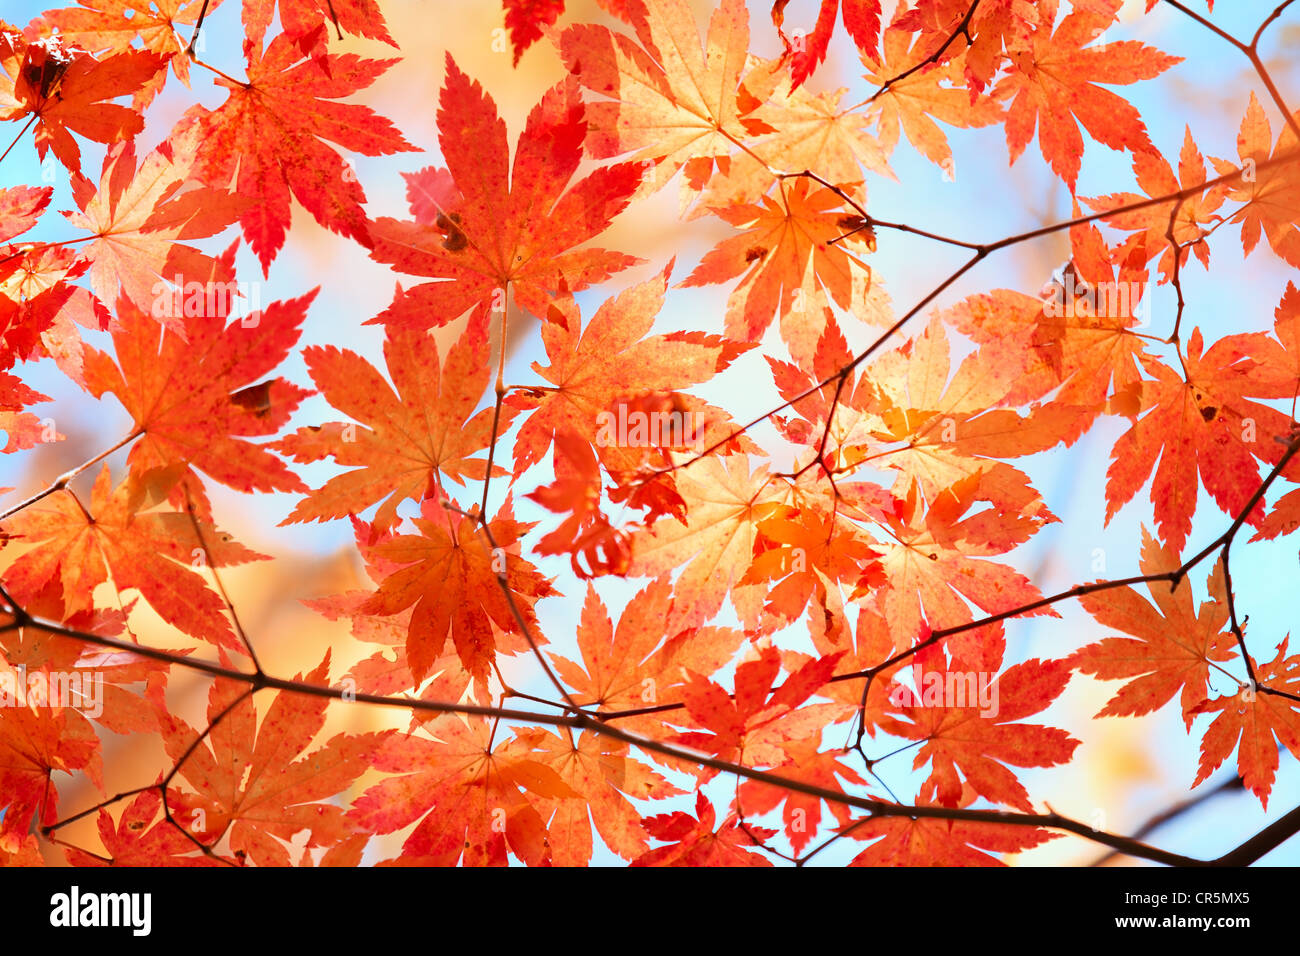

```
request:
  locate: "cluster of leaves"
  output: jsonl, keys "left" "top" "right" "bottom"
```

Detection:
{"left": 0, "top": 0, "right": 1299, "bottom": 867}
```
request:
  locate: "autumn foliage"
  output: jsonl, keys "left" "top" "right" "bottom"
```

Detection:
{"left": 2, "top": 0, "right": 1300, "bottom": 868}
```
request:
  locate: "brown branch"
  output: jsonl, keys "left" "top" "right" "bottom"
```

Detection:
{"left": 1088, "top": 773, "right": 1246, "bottom": 866}
{"left": 181, "top": 485, "right": 262, "bottom": 675}
{"left": 1163, "top": 0, "right": 1300, "bottom": 141}
{"left": 639, "top": 149, "right": 1300, "bottom": 486}
{"left": 0, "top": 430, "right": 141, "bottom": 524}
{"left": 855, "top": 1, "right": 981, "bottom": 109}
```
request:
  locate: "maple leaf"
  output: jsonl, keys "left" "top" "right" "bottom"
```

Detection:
{"left": 681, "top": 176, "right": 879, "bottom": 345}
{"left": 530, "top": 727, "right": 683, "bottom": 865}
{"left": 62, "top": 787, "right": 220, "bottom": 866}
{"left": 855, "top": 316, "right": 1075, "bottom": 512}
{"left": 864, "top": 24, "right": 1003, "bottom": 171}
{"left": 350, "top": 715, "right": 577, "bottom": 866}
{"left": 306, "top": 517, "right": 481, "bottom": 705}
{"left": 631, "top": 789, "right": 775, "bottom": 866}
{"left": 1082, "top": 127, "right": 1225, "bottom": 283}
{"left": 944, "top": 218, "right": 1151, "bottom": 426}
{"left": 879, "top": 643, "right": 1079, "bottom": 811}
{"left": 64, "top": 125, "right": 246, "bottom": 330}
{"left": 507, "top": 265, "right": 746, "bottom": 472}
{"left": 188, "top": 28, "right": 416, "bottom": 274}
{"left": 1209, "top": 92, "right": 1300, "bottom": 269}
{"left": 82, "top": 285, "right": 314, "bottom": 506}
{"left": 159, "top": 654, "right": 385, "bottom": 866}
{"left": 40, "top": 0, "right": 226, "bottom": 87}
{"left": 706, "top": 66, "right": 893, "bottom": 210}
{"left": 1072, "top": 528, "right": 1236, "bottom": 727}
{"left": 504, "top": 0, "right": 566, "bottom": 65}
{"left": 356, "top": 497, "right": 559, "bottom": 688}
{"left": 0, "top": 29, "right": 165, "bottom": 172}
{"left": 0, "top": 466, "right": 266, "bottom": 649}
{"left": 548, "top": 579, "right": 747, "bottom": 741}
{"left": 738, "top": 502, "right": 882, "bottom": 624}
{"left": 847, "top": 802, "right": 1060, "bottom": 865}
{"left": 276, "top": 313, "right": 511, "bottom": 532}
{"left": 559, "top": 0, "right": 755, "bottom": 203}
{"left": 872, "top": 470, "right": 1058, "bottom": 657}
{"left": 367, "top": 56, "right": 642, "bottom": 328}
{"left": 242, "top": 0, "right": 395, "bottom": 49}
{"left": 0, "top": 698, "right": 101, "bottom": 851}
{"left": 627, "top": 454, "right": 791, "bottom": 633}
{"left": 673, "top": 644, "right": 846, "bottom": 767}
{"left": 994, "top": 1, "right": 1180, "bottom": 190}
{"left": 1192, "top": 640, "right": 1300, "bottom": 808}
{"left": 1104, "top": 327, "right": 1297, "bottom": 553}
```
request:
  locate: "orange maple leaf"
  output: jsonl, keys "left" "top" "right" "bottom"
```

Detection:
{"left": 188, "top": 28, "right": 416, "bottom": 274}
{"left": 0, "top": 28, "right": 165, "bottom": 172}
{"left": 0, "top": 466, "right": 266, "bottom": 648}
{"left": 673, "top": 644, "right": 845, "bottom": 768}
{"left": 507, "top": 265, "right": 746, "bottom": 472}
{"left": 349, "top": 716, "right": 576, "bottom": 866}
{"left": 995, "top": 2, "right": 1180, "bottom": 190}
{"left": 276, "top": 313, "right": 511, "bottom": 532}
{"left": 1072, "top": 527, "right": 1236, "bottom": 727}
{"left": 1210, "top": 92, "right": 1300, "bottom": 269}
{"left": 547, "top": 579, "right": 746, "bottom": 741}
{"left": 631, "top": 789, "right": 775, "bottom": 866}
{"left": 681, "top": 176, "right": 878, "bottom": 346}
{"left": 83, "top": 284, "right": 315, "bottom": 507}
{"left": 559, "top": 0, "right": 756, "bottom": 203}
{"left": 65, "top": 126, "right": 247, "bottom": 332}
{"left": 1192, "top": 639, "right": 1300, "bottom": 809}
{"left": 0, "top": 698, "right": 101, "bottom": 852}
{"left": 865, "top": 20, "right": 1003, "bottom": 172}
{"left": 1104, "top": 327, "right": 1296, "bottom": 553}
{"left": 1082, "top": 127, "right": 1226, "bottom": 282}
{"left": 879, "top": 643, "right": 1079, "bottom": 812}
{"left": 367, "top": 56, "right": 642, "bottom": 328}
{"left": 627, "top": 453, "right": 791, "bottom": 633}
{"left": 158, "top": 654, "right": 386, "bottom": 866}
{"left": 356, "top": 497, "right": 559, "bottom": 687}
{"left": 530, "top": 727, "right": 682, "bottom": 865}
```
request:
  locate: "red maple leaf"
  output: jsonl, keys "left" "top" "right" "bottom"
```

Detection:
{"left": 367, "top": 55, "right": 643, "bottom": 328}
{"left": 188, "top": 27, "right": 415, "bottom": 274}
